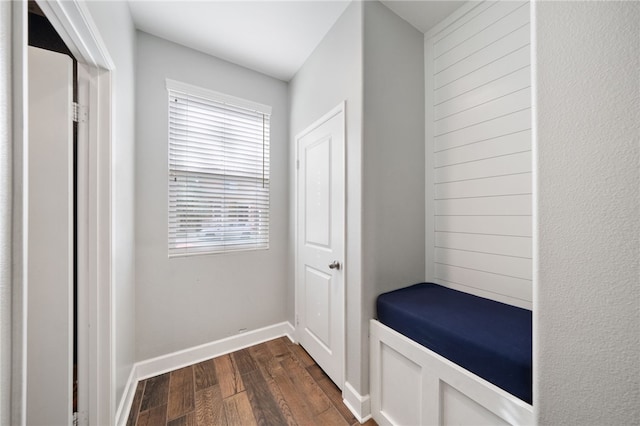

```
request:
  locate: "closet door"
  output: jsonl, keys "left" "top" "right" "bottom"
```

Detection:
{"left": 296, "top": 104, "right": 346, "bottom": 389}
{"left": 26, "top": 46, "right": 74, "bottom": 426}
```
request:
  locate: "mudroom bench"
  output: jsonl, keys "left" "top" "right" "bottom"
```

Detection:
{"left": 370, "top": 283, "right": 533, "bottom": 425}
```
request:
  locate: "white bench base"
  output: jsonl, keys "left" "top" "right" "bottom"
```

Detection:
{"left": 370, "top": 320, "right": 533, "bottom": 426}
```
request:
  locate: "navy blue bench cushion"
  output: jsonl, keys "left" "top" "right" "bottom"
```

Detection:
{"left": 376, "top": 283, "right": 532, "bottom": 404}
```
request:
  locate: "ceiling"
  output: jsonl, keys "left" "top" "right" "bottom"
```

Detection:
{"left": 128, "top": 1, "right": 466, "bottom": 82}
{"left": 380, "top": 1, "right": 467, "bottom": 34}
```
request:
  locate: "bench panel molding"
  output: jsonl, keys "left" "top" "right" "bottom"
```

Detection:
{"left": 370, "top": 320, "right": 533, "bottom": 426}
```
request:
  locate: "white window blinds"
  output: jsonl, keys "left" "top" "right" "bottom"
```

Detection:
{"left": 167, "top": 79, "right": 271, "bottom": 256}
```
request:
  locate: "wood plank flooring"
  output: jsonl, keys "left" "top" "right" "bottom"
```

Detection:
{"left": 126, "top": 337, "right": 376, "bottom": 426}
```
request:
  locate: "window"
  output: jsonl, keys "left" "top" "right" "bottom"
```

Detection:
{"left": 167, "top": 79, "right": 271, "bottom": 256}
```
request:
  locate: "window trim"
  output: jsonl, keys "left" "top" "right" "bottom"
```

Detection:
{"left": 166, "top": 79, "right": 271, "bottom": 257}
{"left": 166, "top": 79, "right": 272, "bottom": 115}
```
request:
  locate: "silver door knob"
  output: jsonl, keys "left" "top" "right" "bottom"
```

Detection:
{"left": 329, "top": 261, "right": 341, "bottom": 270}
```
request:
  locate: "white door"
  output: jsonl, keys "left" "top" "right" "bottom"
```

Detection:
{"left": 296, "top": 104, "right": 345, "bottom": 388}
{"left": 27, "top": 46, "right": 74, "bottom": 425}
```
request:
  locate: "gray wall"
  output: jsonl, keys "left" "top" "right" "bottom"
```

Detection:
{"left": 290, "top": 0, "right": 424, "bottom": 397}
{"left": 135, "top": 32, "right": 289, "bottom": 361}
{"left": 85, "top": 1, "right": 137, "bottom": 406}
{"left": 362, "top": 0, "right": 425, "bottom": 391}
{"left": 534, "top": 2, "right": 639, "bottom": 424}
{"left": 289, "top": 1, "right": 365, "bottom": 394}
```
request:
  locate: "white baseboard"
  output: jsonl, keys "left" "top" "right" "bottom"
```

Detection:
{"left": 343, "top": 381, "right": 372, "bottom": 423}
{"left": 115, "top": 321, "right": 295, "bottom": 426}
{"left": 114, "top": 365, "right": 139, "bottom": 426}
{"left": 135, "top": 321, "right": 295, "bottom": 380}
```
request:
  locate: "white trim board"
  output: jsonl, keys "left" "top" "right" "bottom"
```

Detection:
{"left": 35, "top": 0, "right": 113, "bottom": 70}
{"left": 115, "top": 321, "right": 295, "bottom": 426}
{"left": 343, "top": 381, "right": 372, "bottom": 423}
{"left": 10, "top": 3, "right": 28, "bottom": 424}
{"left": 166, "top": 78, "right": 272, "bottom": 115}
{"left": 115, "top": 367, "right": 138, "bottom": 426}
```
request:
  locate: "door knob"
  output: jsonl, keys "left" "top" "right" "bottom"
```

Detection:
{"left": 328, "top": 261, "right": 341, "bottom": 270}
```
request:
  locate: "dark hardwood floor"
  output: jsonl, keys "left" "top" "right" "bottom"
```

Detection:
{"left": 126, "top": 337, "right": 376, "bottom": 426}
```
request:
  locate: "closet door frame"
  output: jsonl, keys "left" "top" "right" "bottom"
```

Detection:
{"left": 12, "top": 1, "right": 115, "bottom": 424}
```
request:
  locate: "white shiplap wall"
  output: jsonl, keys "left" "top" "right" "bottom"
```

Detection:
{"left": 426, "top": 1, "right": 532, "bottom": 309}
